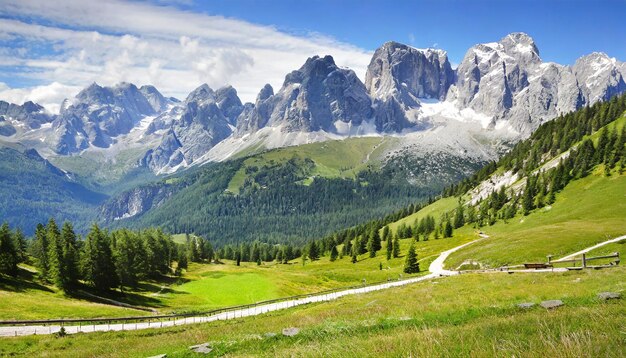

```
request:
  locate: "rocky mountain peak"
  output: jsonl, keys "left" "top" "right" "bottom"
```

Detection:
{"left": 365, "top": 41, "right": 454, "bottom": 102}
{"left": 215, "top": 85, "right": 243, "bottom": 125}
{"left": 257, "top": 84, "right": 274, "bottom": 102}
{"left": 184, "top": 84, "right": 215, "bottom": 104}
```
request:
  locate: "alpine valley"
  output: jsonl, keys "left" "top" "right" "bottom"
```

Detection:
{"left": 1, "top": 32, "right": 625, "bottom": 242}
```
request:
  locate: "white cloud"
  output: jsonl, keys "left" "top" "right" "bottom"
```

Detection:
{"left": 0, "top": 0, "right": 373, "bottom": 112}
{"left": 0, "top": 82, "right": 82, "bottom": 113}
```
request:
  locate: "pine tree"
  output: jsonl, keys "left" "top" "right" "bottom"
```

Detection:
{"left": 367, "top": 235, "right": 376, "bottom": 257}
{"left": 12, "top": 228, "right": 27, "bottom": 263}
{"left": 33, "top": 223, "right": 49, "bottom": 280}
{"left": 403, "top": 241, "right": 420, "bottom": 274}
{"left": 386, "top": 235, "right": 393, "bottom": 260}
{"left": 177, "top": 247, "right": 188, "bottom": 271}
{"left": 371, "top": 229, "right": 382, "bottom": 251}
{"left": 47, "top": 219, "right": 65, "bottom": 289}
{"left": 329, "top": 245, "right": 338, "bottom": 262}
{"left": 60, "top": 222, "right": 79, "bottom": 290}
{"left": 82, "top": 224, "right": 118, "bottom": 290}
{"left": 382, "top": 226, "right": 390, "bottom": 242}
{"left": 522, "top": 177, "right": 535, "bottom": 215}
{"left": 0, "top": 223, "right": 19, "bottom": 277}
{"left": 392, "top": 235, "right": 400, "bottom": 258}
{"left": 443, "top": 218, "right": 453, "bottom": 238}
{"left": 453, "top": 203, "right": 465, "bottom": 229}
{"left": 308, "top": 241, "right": 320, "bottom": 261}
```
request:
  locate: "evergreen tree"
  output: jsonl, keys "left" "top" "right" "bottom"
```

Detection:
{"left": 382, "top": 226, "right": 390, "bottom": 242}
{"left": 33, "top": 223, "right": 49, "bottom": 280}
{"left": 371, "top": 229, "right": 382, "bottom": 251}
{"left": 443, "top": 218, "right": 453, "bottom": 238}
{"left": 308, "top": 241, "right": 320, "bottom": 261}
{"left": 177, "top": 247, "right": 188, "bottom": 271}
{"left": 453, "top": 203, "right": 465, "bottom": 229}
{"left": 329, "top": 245, "right": 338, "bottom": 262}
{"left": 112, "top": 230, "right": 146, "bottom": 289}
{"left": 403, "top": 241, "right": 420, "bottom": 274}
{"left": 0, "top": 223, "right": 18, "bottom": 277}
{"left": 82, "top": 224, "right": 118, "bottom": 290}
{"left": 522, "top": 177, "right": 535, "bottom": 215}
{"left": 392, "top": 235, "right": 400, "bottom": 258}
{"left": 60, "top": 222, "right": 79, "bottom": 289}
{"left": 13, "top": 228, "right": 28, "bottom": 263}
{"left": 367, "top": 237, "right": 376, "bottom": 258}
{"left": 386, "top": 235, "right": 393, "bottom": 260}
{"left": 46, "top": 219, "right": 65, "bottom": 289}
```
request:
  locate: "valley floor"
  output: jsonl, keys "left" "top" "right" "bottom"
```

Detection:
{"left": 1, "top": 264, "right": 623, "bottom": 357}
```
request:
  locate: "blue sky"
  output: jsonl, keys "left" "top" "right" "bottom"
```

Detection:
{"left": 0, "top": 0, "right": 624, "bottom": 112}
{"left": 190, "top": 0, "right": 626, "bottom": 65}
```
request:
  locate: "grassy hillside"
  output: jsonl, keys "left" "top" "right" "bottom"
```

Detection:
{"left": 447, "top": 170, "right": 626, "bottom": 268}
{"left": 227, "top": 136, "right": 393, "bottom": 194}
{"left": 3, "top": 266, "right": 623, "bottom": 357}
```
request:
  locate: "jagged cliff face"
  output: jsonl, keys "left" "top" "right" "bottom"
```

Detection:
{"left": 364, "top": 41, "right": 455, "bottom": 131}
{"left": 365, "top": 41, "right": 454, "bottom": 102}
{"left": 237, "top": 55, "right": 374, "bottom": 134}
{"left": 47, "top": 82, "right": 172, "bottom": 154}
{"left": 2, "top": 32, "right": 625, "bottom": 175}
{"left": 142, "top": 84, "right": 240, "bottom": 173}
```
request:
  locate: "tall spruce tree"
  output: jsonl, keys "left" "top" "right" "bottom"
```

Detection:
{"left": 13, "top": 228, "right": 28, "bottom": 263}
{"left": 0, "top": 223, "right": 18, "bottom": 277}
{"left": 308, "top": 241, "right": 320, "bottom": 261}
{"left": 60, "top": 222, "right": 79, "bottom": 290}
{"left": 392, "top": 235, "right": 400, "bottom": 258}
{"left": 453, "top": 204, "right": 465, "bottom": 229}
{"left": 33, "top": 223, "right": 49, "bottom": 280}
{"left": 330, "top": 245, "right": 338, "bottom": 262}
{"left": 46, "top": 219, "right": 65, "bottom": 289}
{"left": 386, "top": 235, "right": 393, "bottom": 260}
{"left": 443, "top": 218, "right": 453, "bottom": 238}
{"left": 82, "top": 224, "right": 118, "bottom": 290}
{"left": 403, "top": 241, "right": 420, "bottom": 274}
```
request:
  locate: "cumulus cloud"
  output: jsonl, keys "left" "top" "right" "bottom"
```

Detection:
{"left": 0, "top": 82, "right": 83, "bottom": 113}
{"left": 0, "top": 0, "right": 373, "bottom": 113}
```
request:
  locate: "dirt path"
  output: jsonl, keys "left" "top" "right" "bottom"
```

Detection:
{"left": 428, "top": 239, "right": 483, "bottom": 276}
{"left": 554, "top": 235, "right": 625, "bottom": 262}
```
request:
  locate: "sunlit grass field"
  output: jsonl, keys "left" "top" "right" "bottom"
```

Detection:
{"left": 3, "top": 265, "right": 623, "bottom": 357}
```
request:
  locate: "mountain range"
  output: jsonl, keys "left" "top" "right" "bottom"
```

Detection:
{"left": 1, "top": 32, "right": 625, "bottom": 238}
{"left": 1, "top": 32, "right": 624, "bottom": 177}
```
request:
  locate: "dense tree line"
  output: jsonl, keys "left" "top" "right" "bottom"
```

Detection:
{"left": 0, "top": 220, "right": 190, "bottom": 292}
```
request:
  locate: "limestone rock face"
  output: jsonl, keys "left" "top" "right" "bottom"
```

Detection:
{"left": 143, "top": 84, "right": 235, "bottom": 173}
{"left": 365, "top": 41, "right": 454, "bottom": 102}
{"left": 237, "top": 55, "right": 374, "bottom": 134}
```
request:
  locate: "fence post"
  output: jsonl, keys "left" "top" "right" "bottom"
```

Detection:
{"left": 582, "top": 253, "right": 587, "bottom": 268}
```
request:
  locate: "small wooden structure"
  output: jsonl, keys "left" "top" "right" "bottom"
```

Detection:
{"left": 523, "top": 263, "right": 552, "bottom": 269}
